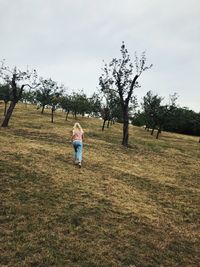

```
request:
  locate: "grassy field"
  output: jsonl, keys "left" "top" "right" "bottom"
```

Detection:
{"left": 0, "top": 103, "right": 200, "bottom": 267}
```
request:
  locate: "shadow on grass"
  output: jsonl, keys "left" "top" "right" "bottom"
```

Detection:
{"left": 109, "top": 168, "right": 200, "bottom": 224}
{"left": 1, "top": 158, "right": 199, "bottom": 267}
{"left": 9, "top": 128, "right": 67, "bottom": 145}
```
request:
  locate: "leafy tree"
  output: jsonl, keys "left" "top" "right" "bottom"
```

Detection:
{"left": 35, "top": 78, "right": 64, "bottom": 122}
{"left": 100, "top": 90, "right": 117, "bottom": 131}
{"left": 60, "top": 94, "right": 72, "bottom": 121}
{"left": 35, "top": 78, "right": 56, "bottom": 114}
{"left": 155, "top": 93, "right": 179, "bottom": 138}
{"left": 137, "top": 92, "right": 199, "bottom": 140}
{"left": 155, "top": 105, "right": 169, "bottom": 139}
{"left": 70, "top": 91, "right": 90, "bottom": 119}
{"left": 60, "top": 91, "right": 98, "bottom": 121}
{"left": 0, "top": 60, "right": 38, "bottom": 127}
{"left": 164, "top": 107, "right": 200, "bottom": 136}
{"left": 77, "top": 93, "right": 90, "bottom": 117}
{"left": 99, "top": 42, "right": 152, "bottom": 146}
{"left": 88, "top": 93, "right": 102, "bottom": 117}
{"left": 141, "top": 91, "right": 180, "bottom": 138}
{"left": 103, "top": 87, "right": 123, "bottom": 123}
{"left": 0, "top": 83, "right": 11, "bottom": 116}
{"left": 131, "top": 110, "right": 146, "bottom": 126}
{"left": 49, "top": 86, "right": 63, "bottom": 123}
{"left": 21, "top": 89, "right": 36, "bottom": 107}
{"left": 142, "top": 91, "right": 163, "bottom": 135}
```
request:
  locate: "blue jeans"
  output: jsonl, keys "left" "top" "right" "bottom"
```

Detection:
{"left": 73, "top": 140, "right": 83, "bottom": 162}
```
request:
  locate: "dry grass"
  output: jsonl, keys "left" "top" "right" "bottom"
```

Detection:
{"left": 0, "top": 103, "right": 200, "bottom": 267}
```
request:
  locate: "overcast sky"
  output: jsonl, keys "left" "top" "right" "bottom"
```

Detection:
{"left": 0, "top": 0, "right": 200, "bottom": 111}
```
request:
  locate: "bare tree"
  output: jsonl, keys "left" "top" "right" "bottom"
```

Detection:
{"left": 99, "top": 42, "right": 152, "bottom": 146}
{"left": 0, "top": 60, "right": 38, "bottom": 127}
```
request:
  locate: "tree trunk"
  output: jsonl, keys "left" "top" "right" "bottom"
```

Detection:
{"left": 1, "top": 101, "right": 17, "bottom": 127}
{"left": 4, "top": 101, "right": 8, "bottom": 116}
{"left": 41, "top": 105, "right": 45, "bottom": 114}
{"left": 122, "top": 107, "right": 129, "bottom": 146}
{"left": 51, "top": 109, "right": 54, "bottom": 123}
{"left": 102, "top": 119, "right": 106, "bottom": 131}
{"left": 156, "top": 126, "right": 161, "bottom": 139}
{"left": 65, "top": 110, "right": 69, "bottom": 121}
{"left": 107, "top": 120, "right": 110, "bottom": 128}
{"left": 151, "top": 126, "right": 155, "bottom": 135}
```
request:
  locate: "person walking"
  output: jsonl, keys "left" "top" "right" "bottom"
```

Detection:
{"left": 71, "top": 122, "right": 84, "bottom": 168}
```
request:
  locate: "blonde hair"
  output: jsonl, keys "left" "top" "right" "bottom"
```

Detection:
{"left": 73, "top": 122, "right": 83, "bottom": 133}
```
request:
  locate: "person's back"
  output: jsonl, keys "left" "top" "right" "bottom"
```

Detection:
{"left": 71, "top": 123, "right": 84, "bottom": 168}
{"left": 72, "top": 130, "right": 83, "bottom": 142}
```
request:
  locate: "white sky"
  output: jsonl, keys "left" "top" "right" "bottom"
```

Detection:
{"left": 0, "top": 0, "right": 200, "bottom": 111}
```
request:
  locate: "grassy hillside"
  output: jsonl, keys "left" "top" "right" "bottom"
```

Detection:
{"left": 0, "top": 103, "right": 200, "bottom": 267}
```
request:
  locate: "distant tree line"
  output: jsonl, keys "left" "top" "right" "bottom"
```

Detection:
{"left": 0, "top": 82, "right": 102, "bottom": 125}
{"left": 132, "top": 90, "right": 200, "bottom": 138}
{"left": 0, "top": 60, "right": 103, "bottom": 126}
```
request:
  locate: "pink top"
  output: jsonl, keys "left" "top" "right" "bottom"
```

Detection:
{"left": 72, "top": 130, "right": 83, "bottom": 142}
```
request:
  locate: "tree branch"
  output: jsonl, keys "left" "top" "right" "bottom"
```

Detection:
{"left": 125, "top": 74, "right": 139, "bottom": 105}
